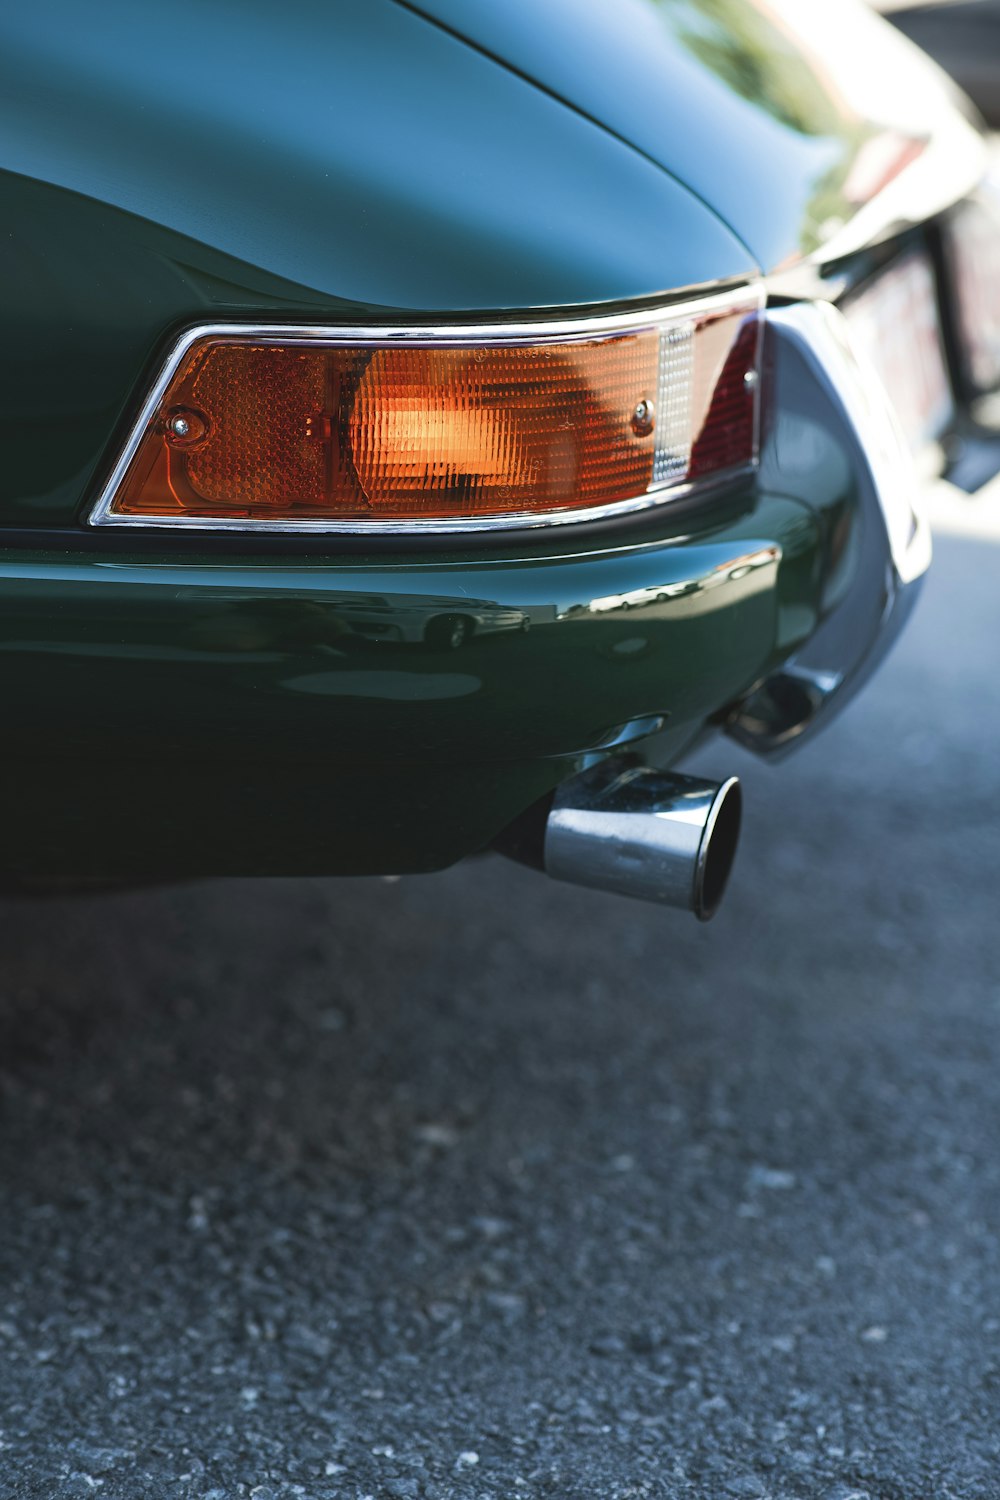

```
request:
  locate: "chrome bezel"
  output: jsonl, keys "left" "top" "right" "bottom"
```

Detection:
{"left": 87, "top": 284, "right": 763, "bottom": 534}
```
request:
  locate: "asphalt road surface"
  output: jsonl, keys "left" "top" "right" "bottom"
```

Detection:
{"left": 2, "top": 487, "right": 1000, "bottom": 1500}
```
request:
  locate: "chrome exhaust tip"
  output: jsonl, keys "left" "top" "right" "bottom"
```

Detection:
{"left": 543, "top": 762, "right": 742, "bottom": 920}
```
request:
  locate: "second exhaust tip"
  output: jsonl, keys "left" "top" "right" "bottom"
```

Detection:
{"left": 544, "top": 762, "right": 742, "bottom": 921}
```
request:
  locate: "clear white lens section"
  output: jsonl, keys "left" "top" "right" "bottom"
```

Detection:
{"left": 653, "top": 323, "right": 696, "bottom": 487}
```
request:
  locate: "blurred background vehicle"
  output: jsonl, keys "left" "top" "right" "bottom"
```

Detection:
{"left": 876, "top": 0, "right": 1000, "bottom": 126}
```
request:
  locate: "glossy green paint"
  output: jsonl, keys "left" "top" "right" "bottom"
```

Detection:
{"left": 402, "top": 0, "right": 957, "bottom": 269}
{"left": 0, "top": 493, "right": 819, "bottom": 876}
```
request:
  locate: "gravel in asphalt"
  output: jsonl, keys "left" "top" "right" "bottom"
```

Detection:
{"left": 1, "top": 499, "right": 999, "bottom": 1499}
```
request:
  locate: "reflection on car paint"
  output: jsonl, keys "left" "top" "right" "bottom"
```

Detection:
{"left": 573, "top": 544, "right": 780, "bottom": 616}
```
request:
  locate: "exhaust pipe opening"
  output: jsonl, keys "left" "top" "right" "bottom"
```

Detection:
{"left": 694, "top": 776, "right": 742, "bottom": 921}
{"left": 522, "top": 762, "right": 742, "bottom": 920}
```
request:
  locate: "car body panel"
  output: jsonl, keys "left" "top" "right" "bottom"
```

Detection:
{"left": 401, "top": 0, "right": 978, "bottom": 271}
{"left": 0, "top": 490, "right": 818, "bottom": 876}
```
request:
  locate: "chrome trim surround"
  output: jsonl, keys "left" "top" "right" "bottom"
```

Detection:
{"left": 812, "top": 112, "right": 988, "bottom": 269}
{"left": 727, "top": 300, "right": 932, "bottom": 757}
{"left": 87, "top": 285, "right": 763, "bottom": 534}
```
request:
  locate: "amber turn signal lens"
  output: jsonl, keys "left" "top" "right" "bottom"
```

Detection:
{"left": 92, "top": 294, "right": 762, "bottom": 531}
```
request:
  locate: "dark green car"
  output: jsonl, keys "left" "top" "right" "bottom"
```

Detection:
{"left": 1, "top": 0, "right": 994, "bottom": 916}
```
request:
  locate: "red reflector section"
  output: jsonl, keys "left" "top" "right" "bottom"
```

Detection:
{"left": 689, "top": 316, "right": 760, "bottom": 480}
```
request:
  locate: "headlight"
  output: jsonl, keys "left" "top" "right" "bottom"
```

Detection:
{"left": 89, "top": 288, "right": 762, "bottom": 532}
